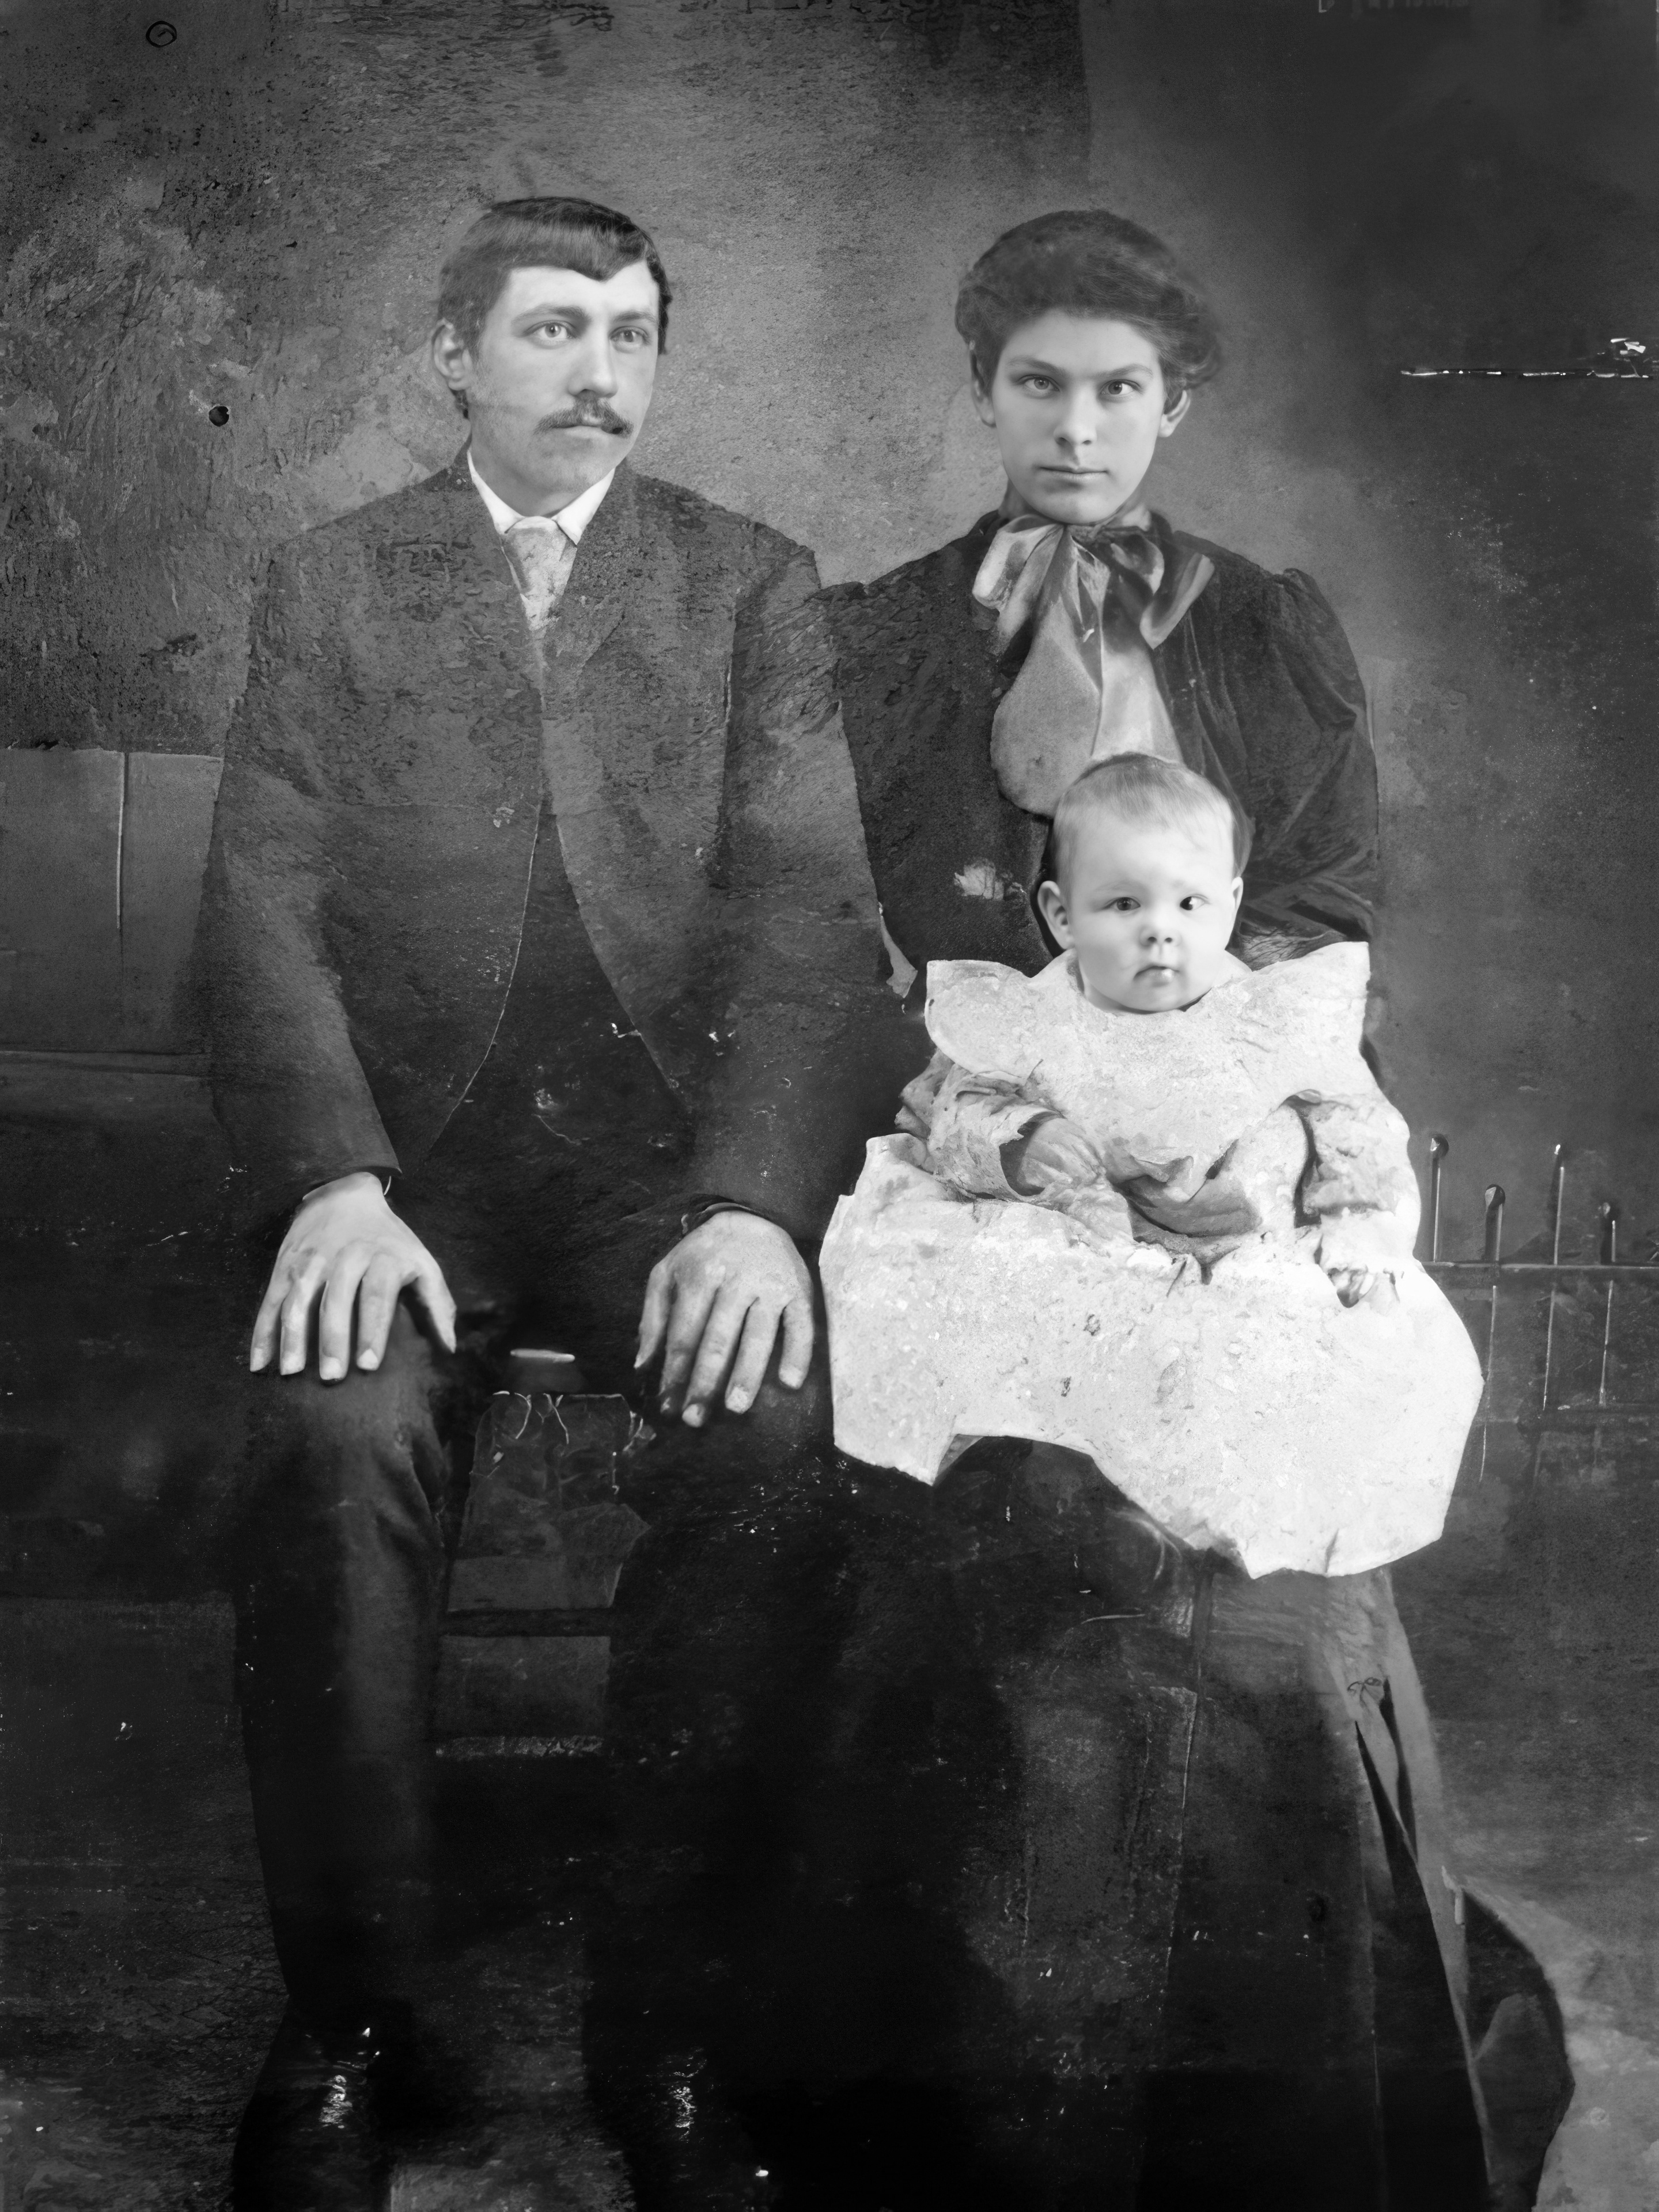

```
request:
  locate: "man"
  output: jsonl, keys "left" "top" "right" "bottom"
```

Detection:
{"left": 199, "top": 196, "right": 902, "bottom": 2209}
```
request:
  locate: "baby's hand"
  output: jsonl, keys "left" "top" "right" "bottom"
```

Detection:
{"left": 1317, "top": 1210, "right": 1409, "bottom": 1309}
{"left": 1004, "top": 1113, "right": 1105, "bottom": 1196}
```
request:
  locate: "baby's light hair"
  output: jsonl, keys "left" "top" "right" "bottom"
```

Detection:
{"left": 1050, "top": 752, "right": 1251, "bottom": 887}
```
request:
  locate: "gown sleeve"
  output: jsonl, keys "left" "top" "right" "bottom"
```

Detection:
{"left": 900, "top": 1050, "right": 1051, "bottom": 1198}
{"left": 1295, "top": 1084, "right": 1421, "bottom": 1267}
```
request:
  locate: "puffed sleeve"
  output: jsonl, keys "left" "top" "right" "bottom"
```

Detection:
{"left": 1235, "top": 569, "right": 1378, "bottom": 956}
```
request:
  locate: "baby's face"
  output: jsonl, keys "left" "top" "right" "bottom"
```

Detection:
{"left": 1037, "top": 809, "right": 1243, "bottom": 1013}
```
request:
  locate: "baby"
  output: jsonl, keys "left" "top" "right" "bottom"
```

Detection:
{"left": 914, "top": 753, "right": 1410, "bottom": 1301}
{"left": 820, "top": 754, "right": 1482, "bottom": 1578}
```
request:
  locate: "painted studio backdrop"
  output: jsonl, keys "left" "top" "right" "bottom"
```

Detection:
{"left": 0, "top": 1, "right": 1655, "bottom": 2207}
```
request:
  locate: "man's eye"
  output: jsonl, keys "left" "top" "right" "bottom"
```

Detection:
{"left": 532, "top": 321, "right": 573, "bottom": 341}
{"left": 1019, "top": 375, "right": 1056, "bottom": 395}
{"left": 613, "top": 328, "right": 652, "bottom": 349}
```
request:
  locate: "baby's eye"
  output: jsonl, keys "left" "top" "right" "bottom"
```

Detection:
{"left": 1180, "top": 895, "right": 1207, "bottom": 910}
{"left": 1108, "top": 896, "right": 1139, "bottom": 912}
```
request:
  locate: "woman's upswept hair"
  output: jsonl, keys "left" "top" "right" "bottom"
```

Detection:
{"left": 437, "top": 196, "right": 672, "bottom": 355}
{"left": 956, "top": 210, "right": 1221, "bottom": 402}
{"left": 1050, "top": 752, "right": 1251, "bottom": 883}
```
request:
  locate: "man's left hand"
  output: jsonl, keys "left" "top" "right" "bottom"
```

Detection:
{"left": 636, "top": 1212, "right": 814, "bottom": 1427}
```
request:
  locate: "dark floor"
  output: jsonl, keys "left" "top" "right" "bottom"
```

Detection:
{"left": 0, "top": 1600, "right": 279, "bottom": 2211}
{"left": 0, "top": 1600, "right": 638, "bottom": 2212}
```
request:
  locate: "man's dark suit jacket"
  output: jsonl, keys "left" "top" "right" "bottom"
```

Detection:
{"left": 199, "top": 452, "right": 898, "bottom": 1241}
{"left": 829, "top": 512, "right": 1378, "bottom": 978}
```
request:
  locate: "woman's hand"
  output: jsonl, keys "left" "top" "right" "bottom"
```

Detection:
{"left": 1003, "top": 1113, "right": 1107, "bottom": 1195}
{"left": 1122, "top": 1165, "right": 1260, "bottom": 1245}
{"left": 636, "top": 1211, "right": 815, "bottom": 1427}
{"left": 251, "top": 1172, "right": 457, "bottom": 1381}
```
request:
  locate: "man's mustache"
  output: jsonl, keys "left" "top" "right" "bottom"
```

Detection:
{"left": 537, "top": 406, "right": 631, "bottom": 436}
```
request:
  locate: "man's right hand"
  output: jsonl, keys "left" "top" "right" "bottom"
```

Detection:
{"left": 250, "top": 1171, "right": 457, "bottom": 1382}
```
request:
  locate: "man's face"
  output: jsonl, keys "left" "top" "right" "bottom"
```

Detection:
{"left": 1036, "top": 808, "right": 1241, "bottom": 1013}
{"left": 974, "top": 313, "right": 1188, "bottom": 526}
{"left": 432, "top": 260, "right": 661, "bottom": 513}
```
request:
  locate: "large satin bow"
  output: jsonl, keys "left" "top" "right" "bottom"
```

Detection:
{"left": 971, "top": 506, "right": 1215, "bottom": 817}
{"left": 973, "top": 507, "right": 1212, "bottom": 654}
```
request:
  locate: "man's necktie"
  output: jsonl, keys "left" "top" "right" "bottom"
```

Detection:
{"left": 505, "top": 518, "right": 578, "bottom": 638}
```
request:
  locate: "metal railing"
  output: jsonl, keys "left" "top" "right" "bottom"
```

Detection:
{"left": 1421, "top": 1138, "right": 1659, "bottom": 1479}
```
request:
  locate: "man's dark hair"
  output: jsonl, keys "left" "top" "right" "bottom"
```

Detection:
{"left": 956, "top": 210, "right": 1220, "bottom": 401}
{"left": 436, "top": 196, "right": 672, "bottom": 356}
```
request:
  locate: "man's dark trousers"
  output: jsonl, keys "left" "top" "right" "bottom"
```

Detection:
{"left": 228, "top": 794, "right": 827, "bottom": 2041}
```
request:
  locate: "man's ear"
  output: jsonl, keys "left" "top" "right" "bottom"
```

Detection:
{"left": 430, "top": 321, "right": 472, "bottom": 403}
{"left": 1036, "top": 879, "right": 1073, "bottom": 946}
{"left": 1158, "top": 387, "right": 1192, "bottom": 440}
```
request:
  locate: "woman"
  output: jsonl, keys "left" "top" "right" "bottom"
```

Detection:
{"left": 813, "top": 211, "right": 1567, "bottom": 2206}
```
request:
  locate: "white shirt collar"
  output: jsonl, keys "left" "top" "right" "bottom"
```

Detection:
{"left": 467, "top": 448, "right": 615, "bottom": 544}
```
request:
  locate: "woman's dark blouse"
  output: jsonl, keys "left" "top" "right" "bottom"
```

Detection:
{"left": 827, "top": 510, "right": 1378, "bottom": 979}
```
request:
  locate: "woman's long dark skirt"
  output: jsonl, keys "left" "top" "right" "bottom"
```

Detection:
{"left": 588, "top": 1437, "right": 1523, "bottom": 2212}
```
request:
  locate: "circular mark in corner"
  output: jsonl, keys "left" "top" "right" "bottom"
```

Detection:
{"left": 207, "top": 404, "right": 230, "bottom": 427}
{"left": 145, "top": 20, "right": 178, "bottom": 47}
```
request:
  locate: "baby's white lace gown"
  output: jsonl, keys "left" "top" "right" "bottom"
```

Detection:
{"left": 820, "top": 944, "right": 1482, "bottom": 1578}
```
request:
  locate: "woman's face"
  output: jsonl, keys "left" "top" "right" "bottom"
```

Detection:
{"left": 974, "top": 313, "right": 1189, "bottom": 525}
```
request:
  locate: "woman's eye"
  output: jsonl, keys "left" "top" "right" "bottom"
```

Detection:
{"left": 1019, "top": 375, "right": 1056, "bottom": 395}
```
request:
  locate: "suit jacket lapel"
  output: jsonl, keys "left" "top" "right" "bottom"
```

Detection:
{"left": 550, "top": 461, "right": 638, "bottom": 677}
{"left": 535, "top": 466, "right": 704, "bottom": 1093}
{"left": 413, "top": 450, "right": 528, "bottom": 632}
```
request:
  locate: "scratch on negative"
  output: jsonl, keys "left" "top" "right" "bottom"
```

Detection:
{"left": 1155, "top": 1694, "right": 1202, "bottom": 1993}
{"left": 955, "top": 859, "right": 1006, "bottom": 900}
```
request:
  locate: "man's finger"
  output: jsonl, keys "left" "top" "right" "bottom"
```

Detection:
{"left": 316, "top": 1244, "right": 372, "bottom": 1382}
{"left": 676, "top": 1284, "right": 752, "bottom": 1426}
{"left": 249, "top": 1267, "right": 294, "bottom": 1372}
{"left": 410, "top": 1256, "right": 457, "bottom": 1355}
{"left": 776, "top": 1289, "right": 815, "bottom": 1392}
{"left": 353, "top": 1252, "right": 408, "bottom": 1370}
{"left": 276, "top": 1256, "right": 329, "bottom": 1376}
{"left": 635, "top": 1260, "right": 673, "bottom": 1373}
{"left": 722, "top": 1298, "right": 785, "bottom": 1412}
{"left": 657, "top": 1267, "right": 721, "bottom": 1408}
